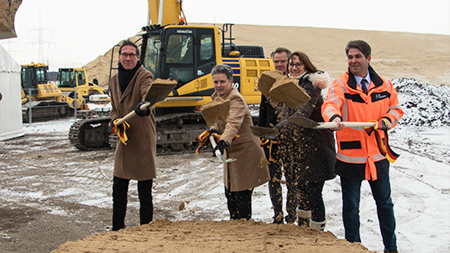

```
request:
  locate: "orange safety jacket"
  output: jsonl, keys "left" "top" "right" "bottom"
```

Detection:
{"left": 322, "top": 66, "right": 404, "bottom": 181}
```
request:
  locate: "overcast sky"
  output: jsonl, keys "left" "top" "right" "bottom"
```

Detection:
{"left": 1, "top": 0, "right": 449, "bottom": 71}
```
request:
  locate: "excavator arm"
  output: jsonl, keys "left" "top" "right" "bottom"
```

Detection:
{"left": 147, "top": 0, "right": 185, "bottom": 26}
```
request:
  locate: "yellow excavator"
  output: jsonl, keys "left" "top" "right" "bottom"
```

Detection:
{"left": 69, "top": 0, "right": 274, "bottom": 151}
{"left": 21, "top": 62, "right": 73, "bottom": 122}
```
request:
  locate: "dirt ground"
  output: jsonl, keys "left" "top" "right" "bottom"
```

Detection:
{"left": 0, "top": 131, "right": 372, "bottom": 253}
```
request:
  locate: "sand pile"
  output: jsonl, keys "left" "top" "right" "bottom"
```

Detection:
{"left": 52, "top": 219, "right": 372, "bottom": 253}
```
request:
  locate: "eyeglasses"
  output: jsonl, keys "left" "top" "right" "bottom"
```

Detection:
{"left": 120, "top": 53, "right": 138, "bottom": 59}
{"left": 289, "top": 63, "right": 303, "bottom": 68}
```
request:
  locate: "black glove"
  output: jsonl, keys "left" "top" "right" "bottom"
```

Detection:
{"left": 134, "top": 101, "right": 150, "bottom": 117}
{"left": 109, "top": 117, "right": 119, "bottom": 128}
{"left": 209, "top": 128, "right": 219, "bottom": 134}
{"left": 213, "top": 140, "right": 229, "bottom": 156}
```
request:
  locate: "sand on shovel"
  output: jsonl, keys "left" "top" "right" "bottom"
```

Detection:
{"left": 257, "top": 70, "right": 284, "bottom": 97}
{"left": 269, "top": 77, "right": 310, "bottom": 108}
{"left": 143, "top": 78, "right": 178, "bottom": 105}
{"left": 200, "top": 97, "right": 230, "bottom": 127}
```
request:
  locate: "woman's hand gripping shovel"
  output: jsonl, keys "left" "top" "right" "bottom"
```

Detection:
{"left": 209, "top": 133, "right": 236, "bottom": 163}
{"left": 196, "top": 97, "right": 236, "bottom": 164}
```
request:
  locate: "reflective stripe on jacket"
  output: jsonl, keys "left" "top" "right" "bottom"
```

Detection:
{"left": 322, "top": 66, "right": 404, "bottom": 181}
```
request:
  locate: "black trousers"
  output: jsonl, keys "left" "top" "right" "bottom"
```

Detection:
{"left": 268, "top": 161, "right": 283, "bottom": 222}
{"left": 297, "top": 181, "right": 326, "bottom": 222}
{"left": 112, "top": 176, "right": 153, "bottom": 231}
{"left": 225, "top": 186, "right": 253, "bottom": 220}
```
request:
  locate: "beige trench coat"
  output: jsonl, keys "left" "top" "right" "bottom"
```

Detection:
{"left": 211, "top": 87, "right": 269, "bottom": 192}
{"left": 110, "top": 65, "right": 157, "bottom": 181}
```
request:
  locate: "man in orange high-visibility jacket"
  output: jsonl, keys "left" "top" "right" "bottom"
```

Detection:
{"left": 322, "top": 40, "right": 403, "bottom": 253}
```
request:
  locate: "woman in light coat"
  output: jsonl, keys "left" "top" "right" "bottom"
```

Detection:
{"left": 209, "top": 65, "right": 269, "bottom": 220}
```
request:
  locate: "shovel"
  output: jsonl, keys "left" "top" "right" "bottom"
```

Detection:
{"left": 249, "top": 126, "right": 278, "bottom": 139}
{"left": 209, "top": 134, "right": 236, "bottom": 163}
{"left": 200, "top": 98, "right": 236, "bottom": 163}
{"left": 199, "top": 97, "right": 230, "bottom": 127}
{"left": 116, "top": 78, "right": 177, "bottom": 125}
{"left": 285, "top": 115, "right": 376, "bottom": 129}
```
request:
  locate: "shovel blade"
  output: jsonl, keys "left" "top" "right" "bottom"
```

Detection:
{"left": 249, "top": 126, "right": 277, "bottom": 138}
{"left": 143, "top": 78, "right": 177, "bottom": 106}
{"left": 200, "top": 98, "right": 230, "bottom": 127}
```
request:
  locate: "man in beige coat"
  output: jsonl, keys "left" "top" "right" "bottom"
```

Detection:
{"left": 109, "top": 39, "right": 157, "bottom": 231}
{"left": 209, "top": 64, "right": 269, "bottom": 220}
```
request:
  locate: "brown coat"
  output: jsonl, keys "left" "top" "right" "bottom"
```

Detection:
{"left": 211, "top": 87, "right": 269, "bottom": 192}
{"left": 110, "top": 66, "right": 157, "bottom": 181}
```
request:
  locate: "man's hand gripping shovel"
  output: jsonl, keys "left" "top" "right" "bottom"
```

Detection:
{"left": 112, "top": 79, "right": 177, "bottom": 145}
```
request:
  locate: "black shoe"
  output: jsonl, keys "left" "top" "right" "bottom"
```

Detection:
{"left": 384, "top": 249, "right": 398, "bottom": 253}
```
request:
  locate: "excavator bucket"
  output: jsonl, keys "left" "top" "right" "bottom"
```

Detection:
{"left": 0, "top": 0, "right": 22, "bottom": 40}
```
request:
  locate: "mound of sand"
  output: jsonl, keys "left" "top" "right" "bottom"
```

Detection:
{"left": 52, "top": 219, "right": 372, "bottom": 253}
{"left": 83, "top": 23, "right": 450, "bottom": 87}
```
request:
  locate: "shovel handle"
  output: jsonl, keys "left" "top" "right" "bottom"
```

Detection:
{"left": 315, "top": 122, "right": 376, "bottom": 129}
{"left": 116, "top": 102, "right": 151, "bottom": 126}
{"left": 209, "top": 135, "right": 225, "bottom": 163}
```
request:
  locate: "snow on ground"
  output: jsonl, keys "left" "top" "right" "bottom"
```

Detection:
{"left": 8, "top": 79, "right": 450, "bottom": 252}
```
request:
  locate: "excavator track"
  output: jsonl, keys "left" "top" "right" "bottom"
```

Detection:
{"left": 22, "top": 101, "right": 73, "bottom": 123}
{"left": 70, "top": 112, "right": 208, "bottom": 155}
{"left": 69, "top": 116, "right": 111, "bottom": 151}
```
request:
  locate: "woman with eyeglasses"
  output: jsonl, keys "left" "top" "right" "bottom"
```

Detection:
{"left": 275, "top": 51, "right": 336, "bottom": 231}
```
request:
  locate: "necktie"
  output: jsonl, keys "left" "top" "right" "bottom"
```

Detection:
{"left": 361, "top": 79, "right": 369, "bottom": 93}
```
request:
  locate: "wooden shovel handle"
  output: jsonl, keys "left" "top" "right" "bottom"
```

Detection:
{"left": 209, "top": 134, "right": 224, "bottom": 163}
{"left": 116, "top": 102, "right": 151, "bottom": 126}
{"left": 315, "top": 122, "right": 376, "bottom": 129}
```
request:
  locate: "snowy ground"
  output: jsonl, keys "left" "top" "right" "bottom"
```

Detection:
{"left": 0, "top": 117, "right": 447, "bottom": 253}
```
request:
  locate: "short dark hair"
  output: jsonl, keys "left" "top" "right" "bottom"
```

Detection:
{"left": 271, "top": 47, "right": 291, "bottom": 58}
{"left": 345, "top": 40, "right": 371, "bottom": 58}
{"left": 119, "top": 39, "right": 140, "bottom": 56}
{"left": 211, "top": 64, "right": 233, "bottom": 81}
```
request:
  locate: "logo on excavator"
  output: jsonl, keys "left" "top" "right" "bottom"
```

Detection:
{"left": 177, "top": 29, "right": 192, "bottom": 34}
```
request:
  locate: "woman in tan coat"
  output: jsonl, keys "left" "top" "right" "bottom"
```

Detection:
{"left": 109, "top": 39, "right": 157, "bottom": 231}
{"left": 209, "top": 65, "right": 269, "bottom": 220}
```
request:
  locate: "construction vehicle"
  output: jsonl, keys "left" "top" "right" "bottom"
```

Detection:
{"left": 57, "top": 67, "right": 110, "bottom": 111}
{"left": 21, "top": 62, "right": 73, "bottom": 122}
{"left": 68, "top": 0, "right": 273, "bottom": 152}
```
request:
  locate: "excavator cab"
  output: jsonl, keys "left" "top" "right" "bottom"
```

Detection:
{"left": 58, "top": 68, "right": 110, "bottom": 109}
{"left": 141, "top": 26, "right": 217, "bottom": 91}
{"left": 139, "top": 24, "right": 270, "bottom": 108}
{"left": 21, "top": 64, "right": 50, "bottom": 97}
{"left": 20, "top": 63, "right": 62, "bottom": 100}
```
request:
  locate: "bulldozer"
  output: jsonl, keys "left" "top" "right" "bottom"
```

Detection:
{"left": 21, "top": 62, "right": 73, "bottom": 123}
{"left": 57, "top": 67, "right": 110, "bottom": 112}
{"left": 68, "top": 0, "right": 274, "bottom": 152}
